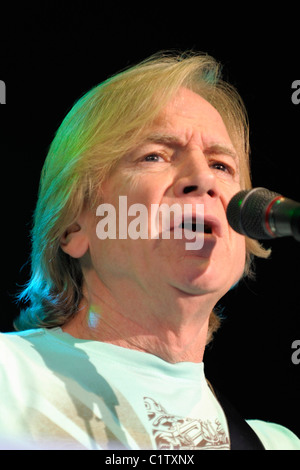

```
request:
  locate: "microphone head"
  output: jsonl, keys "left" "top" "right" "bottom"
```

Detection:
{"left": 226, "top": 187, "right": 281, "bottom": 239}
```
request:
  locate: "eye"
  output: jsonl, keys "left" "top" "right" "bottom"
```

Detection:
{"left": 210, "top": 161, "right": 234, "bottom": 174}
{"left": 143, "top": 153, "right": 165, "bottom": 162}
{"left": 212, "top": 162, "right": 228, "bottom": 171}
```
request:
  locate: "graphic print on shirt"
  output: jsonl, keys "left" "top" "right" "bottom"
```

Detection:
{"left": 144, "top": 397, "right": 229, "bottom": 450}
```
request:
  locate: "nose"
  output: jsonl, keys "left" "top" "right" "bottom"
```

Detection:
{"left": 172, "top": 151, "right": 220, "bottom": 199}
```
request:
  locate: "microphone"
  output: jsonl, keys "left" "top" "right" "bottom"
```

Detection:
{"left": 226, "top": 187, "right": 300, "bottom": 241}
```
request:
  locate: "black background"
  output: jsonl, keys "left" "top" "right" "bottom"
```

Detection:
{"left": 0, "top": 3, "right": 299, "bottom": 439}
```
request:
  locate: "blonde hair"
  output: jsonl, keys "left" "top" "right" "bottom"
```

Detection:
{"left": 16, "top": 51, "right": 270, "bottom": 338}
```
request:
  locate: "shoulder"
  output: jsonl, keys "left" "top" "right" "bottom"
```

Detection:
{"left": 0, "top": 328, "right": 60, "bottom": 371}
{"left": 0, "top": 329, "right": 46, "bottom": 352}
{"left": 246, "top": 419, "right": 300, "bottom": 450}
{"left": 0, "top": 328, "right": 45, "bottom": 349}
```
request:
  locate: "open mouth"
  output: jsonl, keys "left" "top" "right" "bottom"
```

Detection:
{"left": 179, "top": 219, "right": 212, "bottom": 234}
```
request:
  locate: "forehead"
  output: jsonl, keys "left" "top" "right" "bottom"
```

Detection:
{"left": 150, "top": 87, "right": 232, "bottom": 147}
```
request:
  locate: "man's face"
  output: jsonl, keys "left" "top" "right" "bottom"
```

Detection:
{"left": 84, "top": 88, "right": 246, "bottom": 303}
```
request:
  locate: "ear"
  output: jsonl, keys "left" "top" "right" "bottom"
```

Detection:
{"left": 60, "top": 221, "right": 89, "bottom": 259}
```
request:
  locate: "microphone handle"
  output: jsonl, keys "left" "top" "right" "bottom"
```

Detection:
{"left": 270, "top": 198, "right": 300, "bottom": 241}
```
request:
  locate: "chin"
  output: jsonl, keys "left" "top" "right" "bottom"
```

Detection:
{"left": 174, "top": 262, "right": 242, "bottom": 297}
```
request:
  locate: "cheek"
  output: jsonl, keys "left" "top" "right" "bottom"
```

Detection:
{"left": 231, "top": 231, "right": 246, "bottom": 276}
{"left": 88, "top": 235, "right": 133, "bottom": 281}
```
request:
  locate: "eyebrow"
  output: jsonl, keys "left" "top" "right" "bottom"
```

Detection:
{"left": 204, "top": 143, "right": 238, "bottom": 161}
{"left": 144, "top": 133, "right": 183, "bottom": 146}
{"left": 143, "top": 133, "right": 238, "bottom": 160}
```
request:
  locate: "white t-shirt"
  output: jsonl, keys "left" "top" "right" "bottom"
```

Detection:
{"left": 0, "top": 328, "right": 299, "bottom": 450}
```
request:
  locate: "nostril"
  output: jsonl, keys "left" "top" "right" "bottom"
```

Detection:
{"left": 183, "top": 185, "right": 198, "bottom": 194}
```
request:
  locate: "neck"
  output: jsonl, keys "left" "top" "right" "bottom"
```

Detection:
{"left": 62, "top": 279, "right": 216, "bottom": 363}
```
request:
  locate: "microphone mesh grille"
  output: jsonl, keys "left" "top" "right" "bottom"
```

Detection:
{"left": 227, "top": 188, "right": 280, "bottom": 239}
{"left": 226, "top": 190, "right": 248, "bottom": 234}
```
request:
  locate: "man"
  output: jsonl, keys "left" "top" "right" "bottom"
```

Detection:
{"left": 1, "top": 52, "right": 299, "bottom": 450}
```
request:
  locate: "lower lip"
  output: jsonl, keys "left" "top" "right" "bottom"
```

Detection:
{"left": 171, "top": 231, "right": 217, "bottom": 257}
